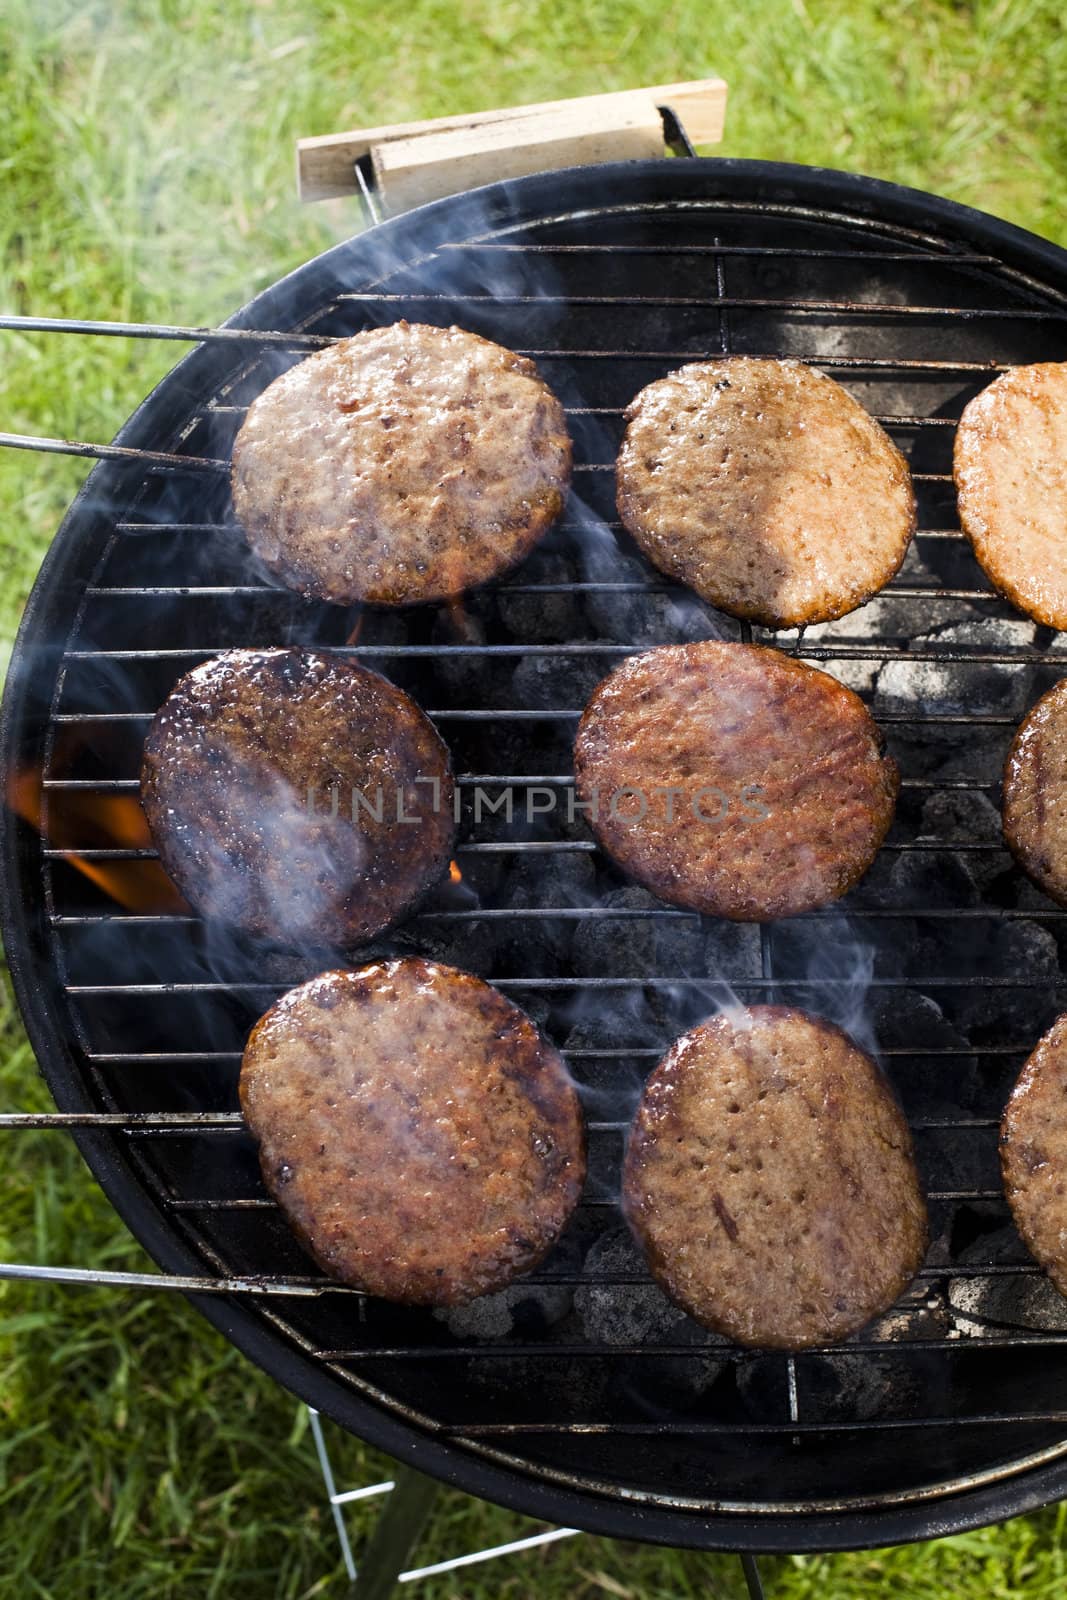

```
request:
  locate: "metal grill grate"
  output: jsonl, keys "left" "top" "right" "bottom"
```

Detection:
{"left": 5, "top": 161, "right": 1067, "bottom": 1551}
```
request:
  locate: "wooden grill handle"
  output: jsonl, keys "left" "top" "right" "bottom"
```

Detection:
{"left": 296, "top": 78, "right": 727, "bottom": 210}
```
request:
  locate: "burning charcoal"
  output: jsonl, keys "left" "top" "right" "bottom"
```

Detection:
{"left": 864, "top": 1282, "right": 950, "bottom": 1345}
{"left": 570, "top": 887, "right": 705, "bottom": 980}
{"left": 561, "top": 989, "right": 667, "bottom": 1057}
{"left": 887, "top": 719, "right": 1010, "bottom": 787}
{"left": 885, "top": 848, "right": 984, "bottom": 910}
{"left": 797, "top": 1348, "right": 939, "bottom": 1424}
{"left": 436, "top": 1283, "right": 573, "bottom": 1341}
{"left": 582, "top": 583, "right": 726, "bottom": 648}
{"left": 511, "top": 650, "right": 609, "bottom": 712}
{"left": 496, "top": 550, "right": 587, "bottom": 644}
{"left": 870, "top": 989, "right": 970, "bottom": 1051}
{"left": 949, "top": 1273, "right": 1067, "bottom": 1334}
{"left": 575, "top": 1229, "right": 692, "bottom": 1347}
{"left": 703, "top": 920, "right": 764, "bottom": 982}
{"left": 952, "top": 923, "right": 1062, "bottom": 1036}
{"left": 876, "top": 618, "right": 1039, "bottom": 719}
{"left": 919, "top": 788, "right": 1001, "bottom": 848}
{"left": 390, "top": 919, "right": 498, "bottom": 977}
{"left": 802, "top": 593, "right": 974, "bottom": 646}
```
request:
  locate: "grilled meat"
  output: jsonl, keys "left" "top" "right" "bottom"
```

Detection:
{"left": 572, "top": 641, "right": 898, "bottom": 920}
{"left": 240, "top": 959, "right": 587, "bottom": 1305}
{"left": 616, "top": 356, "right": 916, "bottom": 628}
{"left": 955, "top": 362, "right": 1067, "bottom": 629}
{"left": 622, "top": 1005, "right": 928, "bottom": 1349}
{"left": 231, "top": 321, "right": 572, "bottom": 606}
{"left": 141, "top": 648, "right": 454, "bottom": 946}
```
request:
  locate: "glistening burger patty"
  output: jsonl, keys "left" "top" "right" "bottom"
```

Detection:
{"left": 1002, "top": 679, "right": 1067, "bottom": 908}
{"left": 955, "top": 362, "right": 1067, "bottom": 629}
{"left": 141, "top": 648, "right": 454, "bottom": 946}
{"left": 573, "top": 641, "right": 898, "bottom": 920}
{"left": 616, "top": 356, "right": 916, "bottom": 628}
{"left": 1001, "top": 1013, "right": 1067, "bottom": 1298}
{"left": 622, "top": 1006, "right": 928, "bottom": 1349}
{"left": 240, "top": 960, "right": 587, "bottom": 1305}
{"left": 231, "top": 321, "right": 572, "bottom": 606}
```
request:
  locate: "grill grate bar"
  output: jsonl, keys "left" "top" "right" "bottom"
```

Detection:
{"left": 315, "top": 1334, "right": 1067, "bottom": 1359}
{"left": 107, "top": 520, "right": 972, "bottom": 539}
{"left": 76, "top": 581, "right": 998, "bottom": 601}
{"left": 574, "top": 464, "right": 952, "bottom": 479}
{"left": 149, "top": 1186, "right": 1008, "bottom": 1205}
{"left": 0, "top": 314, "right": 333, "bottom": 347}
{"left": 452, "top": 1414, "right": 1067, "bottom": 1437}
{"left": 44, "top": 709, "right": 1015, "bottom": 726}
{"left": 74, "top": 1045, "right": 1017, "bottom": 1065}
{"left": 39, "top": 840, "right": 1010, "bottom": 859}
{"left": 60, "top": 974, "right": 1059, "bottom": 993}
{"left": 517, "top": 351, "right": 1014, "bottom": 372}
{"left": 338, "top": 291, "right": 1067, "bottom": 321}
{"left": 53, "top": 642, "right": 1052, "bottom": 663}
{"left": 0, "top": 1262, "right": 336, "bottom": 1295}
{"left": 34, "top": 775, "right": 1003, "bottom": 793}
{"left": 0, "top": 431, "right": 228, "bottom": 473}
{"left": 43, "top": 907, "right": 1067, "bottom": 925}
{"left": 440, "top": 243, "right": 1004, "bottom": 261}
{"left": 208, "top": 401, "right": 962, "bottom": 427}
{"left": 0, "top": 1112, "right": 1004, "bottom": 1135}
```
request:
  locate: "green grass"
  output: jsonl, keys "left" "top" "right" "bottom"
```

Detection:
{"left": 2, "top": 0, "right": 1067, "bottom": 1591}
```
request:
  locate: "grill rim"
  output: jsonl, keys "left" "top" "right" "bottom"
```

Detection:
{"left": 6, "top": 156, "right": 1067, "bottom": 1551}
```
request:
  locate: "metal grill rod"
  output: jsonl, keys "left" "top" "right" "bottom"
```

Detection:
{"left": 52, "top": 642, "right": 1058, "bottom": 663}
{"left": 0, "top": 431, "right": 228, "bottom": 472}
{"left": 0, "top": 1262, "right": 329, "bottom": 1295}
{"left": 439, "top": 242, "right": 1005, "bottom": 261}
{"left": 338, "top": 290, "right": 1067, "bottom": 320}
{"left": 0, "top": 314, "right": 1021, "bottom": 370}
{"left": 59, "top": 974, "right": 1063, "bottom": 991}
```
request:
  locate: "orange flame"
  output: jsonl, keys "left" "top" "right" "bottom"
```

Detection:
{"left": 345, "top": 607, "right": 365, "bottom": 647}
{"left": 449, "top": 859, "right": 463, "bottom": 885}
{"left": 7, "top": 769, "right": 189, "bottom": 914}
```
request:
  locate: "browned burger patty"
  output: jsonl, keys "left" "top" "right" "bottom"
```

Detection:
{"left": 231, "top": 321, "right": 572, "bottom": 606}
{"left": 616, "top": 356, "right": 916, "bottom": 627}
{"left": 141, "top": 648, "right": 454, "bottom": 945}
{"left": 240, "top": 960, "right": 587, "bottom": 1304}
{"left": 572, "top": 641, "right": 898, "bottom": 920}
{"left": 954, "top": 363, "right": 1067, "bottom": 629}
{"left": 1001, "top": 1013, "right": 1067, "bottom": 1296}
{"left": 1002, "top": 679, "right": 1067, "bottom": 906}
{"left": 622, "top": 1006, "right": 928, "bottom": 1349}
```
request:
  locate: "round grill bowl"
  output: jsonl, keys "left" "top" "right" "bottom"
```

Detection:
{"left": 5, "top": 159, "right": 1067, "bottom": 1552}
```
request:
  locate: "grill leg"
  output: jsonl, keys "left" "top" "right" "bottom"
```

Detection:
{"left": 347, "top": 1466, "right": 439, "bottom": 1600}
{"left": 739, "top": 1553, "right": 765, "bottom": 1600}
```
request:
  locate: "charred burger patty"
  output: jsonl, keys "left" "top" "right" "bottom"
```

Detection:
{"left": 141, "top": 648, "right": 454, "bottom": 946}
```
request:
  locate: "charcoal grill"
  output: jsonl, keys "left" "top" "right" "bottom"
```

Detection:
{"left": 4, "top": 158, "right": 1067, "bottom": 1555}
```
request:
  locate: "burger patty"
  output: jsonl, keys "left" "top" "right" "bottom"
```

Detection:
{"left": 1002, "top": 680, "right": 1067, "bottom": 906}
{"left": 572, "top": 641, "right": 898, "bottom": 920}
{"left": 231, "top": 321, "right": 572, "bottom": 606}
{"left": 622, "top": 1006, "right": 928, "bottom": 1349}
{"left": 615, "top": 356, "right": 916, "bottom": 628}
{"left": 1001, "top": 1013, "right": 1067, "bottom": 1297}
{"left": 240, "top": 960, "right": 587, "bottom": 1305}
{"left": 954, "top": 363, "right": 1067, "bottom": 629}
{"left": 141, "top": 648, "right": 454, "bottom": 946}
